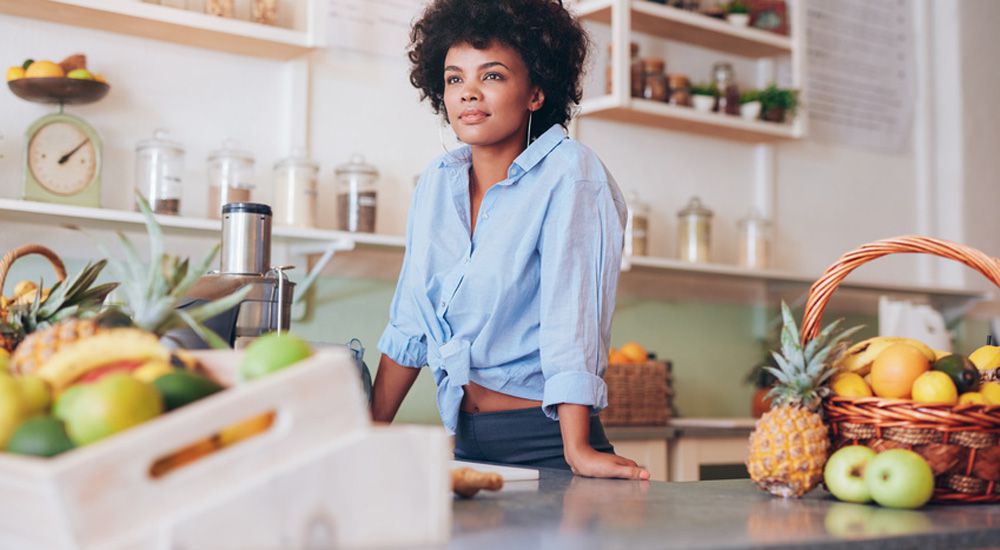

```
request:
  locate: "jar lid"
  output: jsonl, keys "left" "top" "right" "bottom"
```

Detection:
{"left": 274, "top": 148, "right": 319, "bottom": 171}
{"left": 677, "top": 196, "right": 713, "bottom": 218}
{"left": 335, "top": 153, "right": 378, "bottom": 177}
{"left": 208, "top": 139, "right": 254, "bottom": 163}
{"left": 667, "top": 74, "right": 690, "bottom": 87}
{"left": 136, "top": 129, "right": 183, "bottom": 154}
{"left": 738, "top": 208, "right": 770, "bottom": 228}
{"left": 642, "top": 57, "right": 665, "bottom": 73}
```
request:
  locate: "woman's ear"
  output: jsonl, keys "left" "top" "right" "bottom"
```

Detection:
{"left": 529, "top": 86, "right": 545, "bottom": 112}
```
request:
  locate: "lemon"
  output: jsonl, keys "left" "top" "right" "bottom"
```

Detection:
{"left": 970, "top": 346, "right": 1000, "bottom": 371}
{"left": 0, "top": 348, "right": 10, "bottom": 373}
{"left": 17, "top": 375, "right": 51, "bottom": 415}
{"left": 24, "top": 60, "right": 64, "bottom": 78}
{"left": 910, "top": 371, "right": 958, "bottom": 405}
{"left": 132, "top": 360, "right": 175, "bottom": 384}
{"left": 6, "top": 66, "right": 24, "bottom": 81}
{"left": 831, "top": 372, "right": 873, "bottom": 398}
{"left": 958, "top": 392, "right": 987, "bottom": 405}
{"left": 618, "top": 341, "right": 648, "bottom": 364}
{"left": 980, "top": 382, "right": 1000, "bottom": 405}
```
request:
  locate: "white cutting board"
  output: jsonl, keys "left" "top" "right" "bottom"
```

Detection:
{"left": 451, "top": 460, "right": 539, "bottom": 481}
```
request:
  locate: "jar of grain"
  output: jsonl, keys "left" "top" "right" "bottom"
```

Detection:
{"left": 335, "top": 154, "right": 378, "bottom": 233}
{"left": 676, "top": 196, "right": 713, "bottom": 263}
{"left": 738, "top": 209, "right": 772, "bottom": 269}
{"left": 273, "top": 151, "right": 318, "bottom": 228}
{"left": 625, "top": 191, "right": 650, "bottom": 257}
{"left": 642, "top": 58, "right": 668, "bottom": 102}
{"left": 207, "top": 140, "right": 255, "bottom": 220}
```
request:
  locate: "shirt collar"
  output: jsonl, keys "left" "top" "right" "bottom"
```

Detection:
{"left": 437, "top": 124, "right": 568, "bottom": 184}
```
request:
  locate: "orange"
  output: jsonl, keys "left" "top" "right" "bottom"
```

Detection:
{"left": 910, "top": 371, "right": 958, "bottom": 405}
{"left": 981, "top": 382, "right": 1000, "bottom": 404}
{"left": 608, "top": 350, "right": 630, "bottom": 365}
{"left": 619, "top": 341, "right": 648, "bottom": 364}
{"left": 831, "top": 372, "right": 873, "bottom": 398}
{"left": 6, "top": 66, "right": 24, "bottom": 81}
{"left": 869, "top": 343, "right": 930, "bottom": 399}
{"left": 24, "top": 60, "right": 64, "bottom": 78}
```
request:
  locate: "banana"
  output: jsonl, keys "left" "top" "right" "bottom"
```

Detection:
{"left": 34, "top": 329, "right": 170, "bottom": 392}
{"left": 970, "top": 345, "right": 1000, "bottom": 371}
{"left": 11, "top": 280, "right": 37, "bottom": 300}
{"left": 833, "top": 336, "right": 936, "bottom": 375}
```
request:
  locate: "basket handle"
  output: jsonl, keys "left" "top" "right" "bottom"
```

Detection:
{"left": 800, "top": 235, "right": 1000, "bottom": 344}
{"left": 0, "top": 245, "right": 68, "bottom": 296}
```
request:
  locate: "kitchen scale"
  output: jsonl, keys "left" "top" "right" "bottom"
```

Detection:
{"left": 8, "top": 77, "right": 109, "bottom": 207}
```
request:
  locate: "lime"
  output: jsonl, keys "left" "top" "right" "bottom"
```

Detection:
{"left": 153, "top": 371, "right": 224, "bottom": 411}
{"left": 6, "top": 416, "right": 74, "bottom": 457}
{"left": 932, "top": 354, "right": 980, "bottom": 394}
{"left": 239, "top": 333, "right": 312, "bottom": 382}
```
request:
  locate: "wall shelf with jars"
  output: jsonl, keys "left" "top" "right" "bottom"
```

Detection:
{"left": 571, "top": 0, "right": 806, "bottom": 143}
{"left": 0, "top": 0, "right": 324, "bottom": 60}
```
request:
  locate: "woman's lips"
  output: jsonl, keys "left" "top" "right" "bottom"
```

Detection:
{"left": 460, "top": 109, "right": 489, "bottom": 123}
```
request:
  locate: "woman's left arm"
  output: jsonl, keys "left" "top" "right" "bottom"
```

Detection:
{"left": 537, "top": 178, "right": 647, "bottom": 480}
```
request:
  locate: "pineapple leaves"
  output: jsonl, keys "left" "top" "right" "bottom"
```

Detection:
{"left": 175, "top": 309, "right": 229, "bottom": 350}
{"left": 184, "top": 286, "right": 251, "bottom": 324}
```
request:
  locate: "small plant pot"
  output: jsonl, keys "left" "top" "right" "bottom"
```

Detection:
{"left": 740, "top": 100, "right": 761, "bottom": 121}
{"left": 726, "top": 13, "right": 750, "bottom": 26}
{"left": 762, "top": 107, "right": 786, "bottom": 123}
{"left": 692, "top": 94, "right": 716, "bottom": 112}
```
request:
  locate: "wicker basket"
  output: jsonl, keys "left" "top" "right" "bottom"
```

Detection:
{"left": 803, "top": 236, "right": 1000, "bottom": 503}
{"left": 0, "top": 244, "right": 67, "bottom": 297}
{"left": 601, "top": 360, "right": 674, "bottom": 426}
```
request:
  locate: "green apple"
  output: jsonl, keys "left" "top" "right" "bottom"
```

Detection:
{"left": 864, "top": 449, "right": 935, "bottom": 509}
{"left": 62, "top": 374, "right": 163, "bottom": 446}
{"left": 867, "top": 508, "right": 933, "bottom": 536}
{"left": 239, "top": 333, "right": 312, "bottom": 382}
{"left": 0, "top": 374, "right": 29, "bottom": 447}
{"left": 17, "top": 375, "right": 52, "bottom": 415}
{"left": 823, "top": 502, "right": 875, "bottom": 540}
{"left": 66, "top": 68, "right": 94, "bottom": 80}
{"left": 824, "top": 445, "right": 876, "bottom": 503}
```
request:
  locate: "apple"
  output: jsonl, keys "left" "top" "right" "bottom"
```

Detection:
{"left": 824, "top": 445, "right": 876, "bottom": 503}
{"left": 66, "top": 68, "right": 94, "bottom": 80}
{"left": 823, "top": 502, "right": 875, "bottom": 540}
{"left": 864, "top": 449, "right": 935, "bottom": 509}
{"left": 239, "top": 332, "right": 312, "bottom": 381}
{"left": 867, "top": 508, "right": 933, "bottom": 536}
{"left": 61, "top": 374, "right": 163, "bottom": 446}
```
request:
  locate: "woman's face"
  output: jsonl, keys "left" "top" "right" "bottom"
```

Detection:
{"left": 443, "top": 41, "right": 544, "bottom": 149}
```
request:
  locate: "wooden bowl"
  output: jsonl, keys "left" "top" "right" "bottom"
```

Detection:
{"left": 8, "top": 77, "right": 110, "bottom": 105}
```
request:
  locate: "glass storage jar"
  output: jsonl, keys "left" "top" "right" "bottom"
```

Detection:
{"left": 604, "top": 42, "right": 644, "bottom": 98}
{"left": 206, "top": 0, "right": 233, "bottom": 17}
{"left": 711, "top": 62, "right": 740, "bottom": 115}
{"left": 625, "top": 191, "right": 650, "bottom": 257}
{"left": 252, "top": 0, "right": 278, "bottom": 24}
{"left": 335, "top": 154, "right": 378, "bottom": 233}
{"left": 738, "top": 209, "right": 772, "bottom": 269}
{"left": 207, "top": 140, "right": 255, "bottom": 219}
{"left": 135, "top": 129, "right": 184, "bottom": 215}
{"left": 668, "top": 74, "right": 691, "bottom": 106}
{"left": 642, "top": 58, "right": 668, "bottom": 102}
{"left": 272, "top": 151, "right": 318, "bottom": 228}
{"left": 676, "top": 196, "right": 713, "bottom": 263}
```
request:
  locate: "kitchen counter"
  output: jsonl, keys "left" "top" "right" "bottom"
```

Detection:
{"left": 450, "top": 467, "right": 1000, "bottom": 549}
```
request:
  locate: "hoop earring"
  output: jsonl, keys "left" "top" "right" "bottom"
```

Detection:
{"left": 526, "top": 111, "right": 533, "bottom": 148}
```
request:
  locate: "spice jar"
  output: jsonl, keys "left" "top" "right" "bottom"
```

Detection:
{"left": 711, "top": 62, "right": 741, "bottom": 115}
{"left": 207, "top": 140, "right": 255, "bottom": 219}
{"left": 642, "top": 58, "right": 668, "bottom": 102}
{"left": 605, "top": 42, "right": 644, "bottom": 98}
{"left": 624, "top": 191, "right": 650, "bottom": 257}
{"left": 135, "top": 129, "right": 184, "bottom": 215}
{"left": 738, "top": 209, "right": 772, "bottom": 269}
{"left": 273, "top": 150, "right": 318, "bottom": 228}
{"left": 335, "top": 154, "right": 378, "bottom": 233}
{"left": 252, "top": 0, "right": 278, "bottom": 24}
{"left": 668, "top": 74, "right": 691, "bottom": 106}
{"left": 206, "top": 0, "right": 234, "bottom": 17}
{"left": 676, "top": 196, "right": 713, "bottom": 263}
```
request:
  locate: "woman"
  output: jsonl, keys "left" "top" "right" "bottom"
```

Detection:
{"left": 371, "top": 0, "right": 648, "bottom": 480}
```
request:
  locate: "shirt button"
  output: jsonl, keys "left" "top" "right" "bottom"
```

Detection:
{"left": 482, "top": 213, "right": 490, "bottom": 220}
{"left": 440, "top": 301, "right": 446, "bottom": 308}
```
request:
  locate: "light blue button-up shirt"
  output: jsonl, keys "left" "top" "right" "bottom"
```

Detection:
{"left": 378, "top": 125, "right": 627, "bottom": 434}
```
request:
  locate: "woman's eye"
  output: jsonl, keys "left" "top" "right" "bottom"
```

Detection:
{"left": 483, "top": 72, "right": 503, "bottom": 81}
{"left": 446, "top": 75, "right": 461, "bottom": 85}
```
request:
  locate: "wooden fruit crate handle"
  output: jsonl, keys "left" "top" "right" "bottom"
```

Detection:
{"left": 0, "top": 244, "right": 68, "bottom": 295}
{"left": 801, "top": 235, "right": 1000, "bottom": 344}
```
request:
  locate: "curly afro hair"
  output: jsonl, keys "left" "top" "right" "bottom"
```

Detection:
{"left": 408, "top": 0, "right": 589, "bottom": 140}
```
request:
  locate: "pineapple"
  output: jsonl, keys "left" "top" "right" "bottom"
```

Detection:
{"left": 9, "top": 196, "right": 249, "bottom": 375}
{"left": 746, "top": 302, "right": 862, "bottom": 498}
{"left": 1, "top": 260, "right": 116, "bottom": 364}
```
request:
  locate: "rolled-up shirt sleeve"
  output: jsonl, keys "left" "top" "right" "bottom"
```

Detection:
{"left": 538, "top": 179, "right": 625, "bottom": 420}
{"left": 378, "top": 182, "right": 428, "bottom": 368}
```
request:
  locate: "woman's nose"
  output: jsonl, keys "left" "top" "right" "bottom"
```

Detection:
{"left": 461, "top": 83, "right": 480, "bottom": 102}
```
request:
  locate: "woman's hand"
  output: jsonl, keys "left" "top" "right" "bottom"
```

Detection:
{"left": 566, "top": 446, "right": 650, "bottom": 480}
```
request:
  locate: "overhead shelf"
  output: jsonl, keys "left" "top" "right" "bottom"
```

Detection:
{"left": 0, "top": 198, "right": 405, "bottom": 251}
{"left": 579, "top": 95, "right": 801, "bottom": 142}
{"left": 0, "top": 0, "right": 321, "bottom": 60}
{"left": 574, "top": 0, "right": 793, "bottom": 58}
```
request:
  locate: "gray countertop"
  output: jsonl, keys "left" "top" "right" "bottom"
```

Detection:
{"left": 606, "top": 418, "right": 758, "bottom": 440}
{"left": 450, "top": 467, "right": 1000, "bottom": 549}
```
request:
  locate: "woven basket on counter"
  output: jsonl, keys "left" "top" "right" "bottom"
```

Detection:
{"left": 601, "top": 360, "right": 674, "bottom": 426}
{"left": 803, "top": 236, "right": 1000, "bottom": 503}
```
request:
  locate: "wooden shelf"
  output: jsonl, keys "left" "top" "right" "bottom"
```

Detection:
{"left": 574, "top": 0, "right": 792, "bottom": 58}
{"left": 579, "top": 95, "right": 801, "bottom": 142}
{"left": 0, "top": 0, "right": 321, "bottom": 60}
{"left": 0, "top": 198, "right": 405, "bottom": 251}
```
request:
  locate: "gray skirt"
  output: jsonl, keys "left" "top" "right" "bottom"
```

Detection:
{"left": 454, "top": 407, "right": 615, "bottom": 470}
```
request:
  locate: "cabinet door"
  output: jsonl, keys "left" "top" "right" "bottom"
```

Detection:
{"left": 609, "top": 439, "right": 668, "bottom": 482}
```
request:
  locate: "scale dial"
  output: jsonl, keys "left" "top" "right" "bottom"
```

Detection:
{"left": 28, "top": 120, "right": 97, "bottom": 196}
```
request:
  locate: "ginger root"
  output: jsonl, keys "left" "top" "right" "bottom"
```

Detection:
{"left": 451, "top": 467, "right": 503, "bottom": 498}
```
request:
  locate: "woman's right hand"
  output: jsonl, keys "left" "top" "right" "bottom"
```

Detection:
{"left": 566, "top": 446, "right": 650, "bottom": 480}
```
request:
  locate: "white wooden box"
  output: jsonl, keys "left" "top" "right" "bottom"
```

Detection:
{"left": 0, "top": 348, "right": 451, "bottom": 549}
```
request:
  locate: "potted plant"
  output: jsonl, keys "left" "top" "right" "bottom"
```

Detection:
{"left": 725, "top": 0, "right": 751, "bottom": 26}
{"left": 739, "top": 89, "right": 762, "bottom": 121}
{"left": 758, "top": 84, "right": 799, "bottom": 123}
{"left": 690, "top": 83, "right": 718, "bottom": 113}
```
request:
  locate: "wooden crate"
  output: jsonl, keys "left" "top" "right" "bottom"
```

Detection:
{"left": 601, "top": 360, "right": 675, "bottom": 426}
{"left": 0, "top": 349, "right": 451, "bottom": 549}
